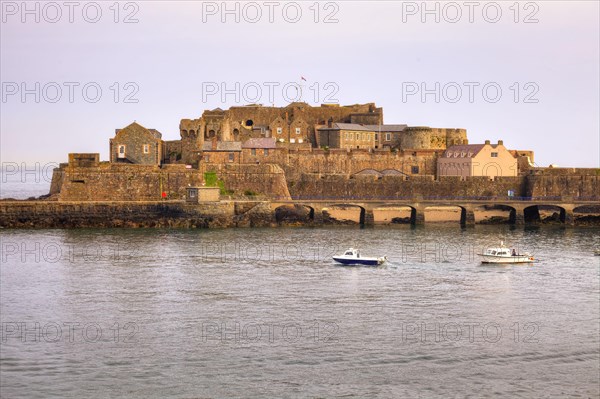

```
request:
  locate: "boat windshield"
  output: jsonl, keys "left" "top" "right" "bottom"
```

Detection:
{"left": 344, "top": 251, "right": 354, "bottom": 256}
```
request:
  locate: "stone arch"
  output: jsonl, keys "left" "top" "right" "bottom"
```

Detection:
{"left": 372, "top": 204, "right": 414, "bottom": 224}
{"left": 573, "top": 205, "right": 600, "bottom": 224}
{"left": 473, "top": 204, "right": 515, "bottom": 224}
{"left": 233, "top": 128, "right": 240, "bottom": 141}
{"left": 525, "top": 204, "right": 567, "bottom": 223}
{"left": 322, "top": 204, "right": 366, "bottom": 225}
{"left": 274, "top": 204, "right": 312, "bottom": 224}
{"left": 207, "top": 130, "right": 216, "bottom": 139}
{"left": 353, "top": 169, "right": 383, "bottom": 177}
{"left": 422, "top": 204, "right": 464, "bottom": 224}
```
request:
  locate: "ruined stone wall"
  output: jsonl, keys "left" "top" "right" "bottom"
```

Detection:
{"left": 199, "top": 103, "right": 382, "bottom": 144}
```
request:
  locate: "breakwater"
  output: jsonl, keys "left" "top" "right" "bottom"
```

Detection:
{"left": 1, "top": 198, "right": 598, "bottom": 229}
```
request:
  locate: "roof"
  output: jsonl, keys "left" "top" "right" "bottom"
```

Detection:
{"left": 443, "top": 144, "right": 488, "bottom": 158}
{"left": 116, "top": 122, "right": 162, "bottom": 140}
{"left": 319, "top": 123, "right": 407, "bottom": 132}
{"left": 242, "top": 137, "right": 277, "bottom": 149}
{"left": 148, "top": 129, "right": 162, "bottom": 139}
{"left": 202, "top": 141, "right": 242, "bottom": 151}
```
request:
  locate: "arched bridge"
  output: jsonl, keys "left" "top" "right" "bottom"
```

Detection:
{"left": 269, "top": 197, "right": 599, "bottom": 226}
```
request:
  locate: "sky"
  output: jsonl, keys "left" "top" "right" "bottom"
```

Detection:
{"left": 1, "top": 0, "right": 599, "bottom": 167}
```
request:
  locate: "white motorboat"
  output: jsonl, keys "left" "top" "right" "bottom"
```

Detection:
{"left": 333, "top": 248, "right": 386, "bottom": 266}
{"left": 478, "top": 241, "right": 534, "bottom": 264}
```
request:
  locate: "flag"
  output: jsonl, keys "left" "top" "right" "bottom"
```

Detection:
{"left": 301, "top": 76, "right": 307, "bottom": 81}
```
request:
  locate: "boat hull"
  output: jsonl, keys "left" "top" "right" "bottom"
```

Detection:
{"left": 333, "top": 256, "right": 383, "bottom": 266}
{"left": 479, "top": 255, "right": 534, "bottom": 264}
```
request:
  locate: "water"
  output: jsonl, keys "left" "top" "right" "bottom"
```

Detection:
{"left": 1, "top": 225, "right": 599, "bottom": 398}
{"left": 0, "top": 166, "right": 55, "bottom": 199}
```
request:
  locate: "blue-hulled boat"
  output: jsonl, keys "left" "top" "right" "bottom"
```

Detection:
{"left": 333, "top": 248, "right": 386, "bottom": 266}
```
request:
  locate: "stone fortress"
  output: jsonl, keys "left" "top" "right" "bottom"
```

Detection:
{"left": 39, "top": 101, "right": 597, "bottom": 227}
{"left": 1, "top": 101, "right": 596, "bottom": 228}
{"left": 49, "top": 102, "right": 551, "bottom": 202}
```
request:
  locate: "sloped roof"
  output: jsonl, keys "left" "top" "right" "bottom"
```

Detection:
{"left": 116, "top": 122, "right": 161, "bottom": 140}
{"left": 148, "top": 129, "right": 162, "bottom": 139}
{"left": 242, "top": 137, "right": 277, "bottom": 149}
{"left": 443, "top": 144, "right": 487, "bottom": 158}
{"left": 319, "top": 123, "right": 407, "bottom": 132}
{"left": 364, "top": 124, "right": 407, "bottom": 132}
{"left": 202, "top": 141, "right": 242, "bottom": 151}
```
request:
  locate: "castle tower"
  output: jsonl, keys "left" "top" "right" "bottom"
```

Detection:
{"left": 180, "top": 118, "right": 204, "bottom": 164}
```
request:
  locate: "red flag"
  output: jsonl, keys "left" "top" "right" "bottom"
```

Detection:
{"left": 301, "top": 76, "right": 307, "bottom": 81}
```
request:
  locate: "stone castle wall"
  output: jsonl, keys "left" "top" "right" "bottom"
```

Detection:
{"left": 289, "top": 174, "right": 526, "bottom": 199}
{"left": 52, "top": 163, "right": 204, "bottom": 201}
{"left": 201, "top": 163, "right": 291, "bottom": 199}
{"left": 526, "top": 168, "right": 599, "bottom": 199}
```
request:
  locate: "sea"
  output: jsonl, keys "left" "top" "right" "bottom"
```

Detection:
{"left": 1, "top": 173, "right": 599, "bottom": 398}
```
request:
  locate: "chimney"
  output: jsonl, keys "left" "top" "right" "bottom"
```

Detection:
{"left": 485, "top": 140, "right": 490, "bottom": 145}
{"left": 498, "top": 140, "right": 503, "bottom": 146}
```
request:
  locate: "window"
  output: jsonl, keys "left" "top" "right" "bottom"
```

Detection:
{"left": 350, "top": 133, "right": 354, "bottom": 140}
{"left": 264, "top": 149, "right": 269, "bottom": 156}
{"left": 295, "top": 127, "right": 301, "bottom": 135}
{"left": 491, "top": 152, "right": 498, "bottom": 157}
{"left": 277, "top": 127, "right": 282, "bottom": 134}
{"left": 411, "top": 166, "right": 419, "bottom": 174}
{"left": 228, "top": 152, "right": 235, "bottom": 162}
{"left": 143, "top": 144, "right": 150, "bottom": 154}
{"left": 385, "top": 133, "right": 391, "bottom": 141}
{"left": 204, "top": 155, "right": 210, "bottom": 162}
{"left": 375, "top": 133, "right": 379, "bottom": 141}
{"left": 117, "top": 145, "right": 126, "bottom": 158}
{"left": 251, "top": 148, "right": 256, "bottom": 156}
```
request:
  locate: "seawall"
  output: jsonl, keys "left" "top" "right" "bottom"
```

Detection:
{"left": 0, "top": 201, "right": 276, "bottom": 229}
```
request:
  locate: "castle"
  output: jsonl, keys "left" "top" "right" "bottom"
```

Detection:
{"left": 108, "top": 102, "right": 531, "bottom": 177}
{"left": 49, "top": 101, "right": 587, "bottom": 203}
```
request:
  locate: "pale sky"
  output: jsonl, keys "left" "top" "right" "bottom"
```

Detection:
{"left": 1, "top": 1, "right": 599, "bottom": 167}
